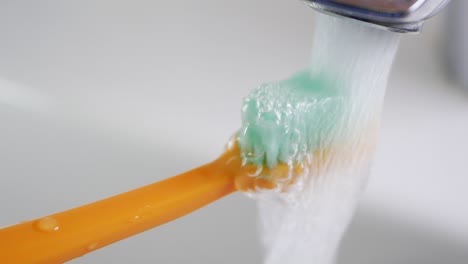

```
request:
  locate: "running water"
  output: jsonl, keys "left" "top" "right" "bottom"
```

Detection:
{"left": 249, "top": 13, "right": 400, "bottom": 264}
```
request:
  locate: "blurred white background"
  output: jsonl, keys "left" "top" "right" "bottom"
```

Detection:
{"left": 0, "top": 1, "right": 467, "bottom": 263}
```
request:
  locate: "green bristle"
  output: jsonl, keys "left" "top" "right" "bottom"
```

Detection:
{"left": 238, "top": 70, "right": 346, "bottom": 168}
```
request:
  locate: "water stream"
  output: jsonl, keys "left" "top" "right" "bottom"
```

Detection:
{"left": 249, "top": 13, "right": 401, "bottom": 264}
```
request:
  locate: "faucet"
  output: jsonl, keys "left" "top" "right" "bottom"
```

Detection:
{"left": 304, "top": 0, "right": 452, "bottom": 33}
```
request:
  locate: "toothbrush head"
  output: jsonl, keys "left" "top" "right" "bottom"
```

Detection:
{"left": 238, "top": 71, "right": 344, "bottom": 169}
{"left": 233, "top": 71, "right": 346, "bottom": 194}
{"left": 303, "top": 0, "right": 452, "bottom": 33}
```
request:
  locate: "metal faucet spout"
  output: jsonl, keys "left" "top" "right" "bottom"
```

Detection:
{"left": 304, "top": 0, "right": 452, "bottom": 33}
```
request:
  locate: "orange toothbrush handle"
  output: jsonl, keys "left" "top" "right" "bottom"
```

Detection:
{"left": 0, "top": 155, "right": 238, "bottom": 264}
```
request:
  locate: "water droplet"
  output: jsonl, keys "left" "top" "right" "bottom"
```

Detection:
{"left": 225, "top": 156, "right": 237, "bottom": 166}
{"left": 224, "top": 133, "right": 238, "bottom": 151}
{"left": 242, "top": 150, "right": 264, "bottom": 165}
{"left": 130, "top": 215, "right": 141, "bottom": 222}
{"left": 254, "top": 177, "right": 278, "bottom": 191}
{"left": 271, "top": 165, "right": 292, "bottom": 182}
{"left": 86, "top": 242, "right": 98, "bottom": 251}
{"left": 244, "top": 164, "right": 263, "bottom": 177}
{"left": 35, "top": 217, "right": 59, "bottom": 233}
{"left": 244, "top": 151, "right": 256, "bottom": 158}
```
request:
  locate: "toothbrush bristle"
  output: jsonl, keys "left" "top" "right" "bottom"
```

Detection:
{"left": 238, "top": 71, "right": 345, "bottom": 169}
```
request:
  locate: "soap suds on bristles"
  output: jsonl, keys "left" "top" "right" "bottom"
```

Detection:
{"left": 236, "top": 13, "right": 400, "bottom": 264}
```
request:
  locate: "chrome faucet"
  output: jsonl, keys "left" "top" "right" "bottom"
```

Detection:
{"left": 304, "top": 0, "right": 452, "bottom": 33}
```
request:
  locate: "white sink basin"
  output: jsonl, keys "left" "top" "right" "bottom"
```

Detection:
{"left": 1, "top": 1, "right": 467, "bottom": 263}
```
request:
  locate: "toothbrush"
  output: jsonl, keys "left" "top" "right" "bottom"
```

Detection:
{"left": 0, "top": 70, "right": 342, "bottom": 264}
{"left": 0, "top": 142, "right": 308, "bottom": 264}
